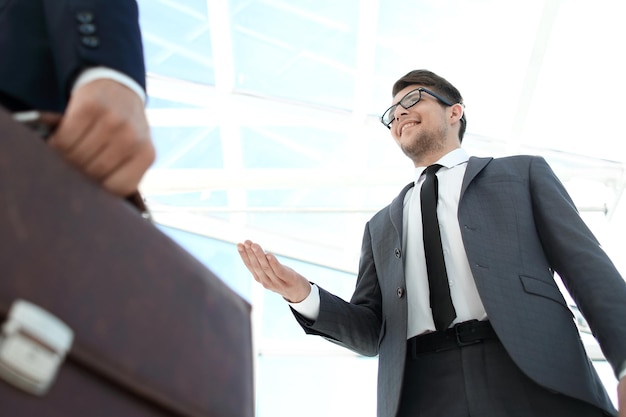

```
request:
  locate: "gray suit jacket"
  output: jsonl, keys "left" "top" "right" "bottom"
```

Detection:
{"left": 294, "top": 155, "right": 626, "bottom": 417}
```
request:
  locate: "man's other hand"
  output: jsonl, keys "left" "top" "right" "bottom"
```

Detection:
{"left": 48, "top": 79, "right": 155, "bottom": 197}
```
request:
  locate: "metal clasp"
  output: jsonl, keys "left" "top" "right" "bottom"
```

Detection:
{"left": 0, "top": 300, "right": 74, "bottom": 395}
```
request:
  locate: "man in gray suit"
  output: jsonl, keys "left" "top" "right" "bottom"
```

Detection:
{"left": 238, "top": 69, "right": 626, "bottom": 417}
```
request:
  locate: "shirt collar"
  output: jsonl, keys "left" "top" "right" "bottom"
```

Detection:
{"left": 415, "top": 148, "right": 469, "bottom": 182}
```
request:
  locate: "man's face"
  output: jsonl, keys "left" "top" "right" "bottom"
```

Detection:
{"left": 387, "top": 84, "right": 450, "bottom": 163}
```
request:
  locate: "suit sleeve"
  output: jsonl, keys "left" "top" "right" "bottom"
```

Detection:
{"left": 529, "top": 156, "right": 626, "bottom": 377}
{"left": 291, "top": 221, "right": 383, "bottom": 357}
{"left": 42, "top": 0, "right": 146, "bottom": 99}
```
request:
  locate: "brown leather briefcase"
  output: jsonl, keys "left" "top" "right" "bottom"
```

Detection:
{"left": 0, "top": 107, "right": 254, "bottom": 417}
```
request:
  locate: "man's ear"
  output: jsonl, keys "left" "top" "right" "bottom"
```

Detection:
{"left": 450, "top": 103, "right": 464, "bottom": 124}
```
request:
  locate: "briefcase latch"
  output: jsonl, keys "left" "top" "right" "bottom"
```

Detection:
{"left": 0, "top": 299, "right": 74, "bottom": 395}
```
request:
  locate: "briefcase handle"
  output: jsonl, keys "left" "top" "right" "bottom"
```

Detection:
{"left": 12, "top": 110, "right": 62, "bottom": 138}
{"left": 11, "top": 110, "right": 151, "bottom": 218}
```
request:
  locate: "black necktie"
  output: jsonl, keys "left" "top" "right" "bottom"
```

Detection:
{"left": 420, "top": 164, "right": 456, "bottom": 331}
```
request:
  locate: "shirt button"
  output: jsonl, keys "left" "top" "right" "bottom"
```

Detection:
{"left": 394, "top": 248, "right": 401, "bottom": 258}
{"left": 397, "top": 287, "right": 405, "bottom": 298}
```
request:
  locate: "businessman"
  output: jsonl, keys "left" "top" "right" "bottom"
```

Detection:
{"left": 0, "top": 0, "right": 154, "bottom": 197}
{"left": 238, "top": 69, "right": 626, "bottom": 416}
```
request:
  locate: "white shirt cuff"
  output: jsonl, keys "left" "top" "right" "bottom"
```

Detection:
{"left": 72, "top": 67, "right": 146, "bottom": 105}
{"left": 288, "top": 283, "right": 320, "bottom": 321}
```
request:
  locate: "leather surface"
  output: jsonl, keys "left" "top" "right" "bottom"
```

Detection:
{"left": 0, "top": 107, "right": 254, "bottom": 417}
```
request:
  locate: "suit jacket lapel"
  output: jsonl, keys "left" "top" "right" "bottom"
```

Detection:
{"left": 460, "top": 156, "right": 493, "bottom": 200}
{"left": 389, "top": 182, "right": 414, "bottom": 242}
{"left": 388, "top": 156, "right": 492, "bottom": 243}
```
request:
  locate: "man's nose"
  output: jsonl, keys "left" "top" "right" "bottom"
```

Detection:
{"left": 393, "top": 105, "right": 407, "bottom": 121}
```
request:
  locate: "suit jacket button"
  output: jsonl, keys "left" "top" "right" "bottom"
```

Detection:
{"left": 81, "top": 36, "right": 100, "bottom": 48}
{"left": 397, "top": 287, "right": 404, "bottom": 298}
{"left": 76, "top": 11, "right": 94, "bottom": 23}
{"left": 78, "top": 23, "right": 97, "bottom": 35}
{"left": 394, "top": 248, "right": 401, "bottom": 258}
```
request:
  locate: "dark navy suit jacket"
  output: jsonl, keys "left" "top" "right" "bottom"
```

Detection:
{"left": 0, "top": 0, "right": 145, "bottom": 112}
{"left": 295, "top": 155, "right": 626, "bottom": 417}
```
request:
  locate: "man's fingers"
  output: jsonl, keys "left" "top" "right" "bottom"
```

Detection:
{"left": 249, "top": 242, "right": 275, "bottom": 274}
{"left": 237, "top": 241, "right": 272, "bottom": 283}
{"left": 264, "top": 252, "right": 290, "bottom": 284}
{"left": 236, "top": 242, "right": 260, "bottom": 279}
{"left": 249, "top": 243, "right": 282, "bottom": 286}
{"left": 60, "top": 109, "right": 125, "bottom": 171}
{"left": 47, "top": 79, "right": 154, "bottom": 197}
{"left": 238, "top": 241, "right": 285, "bottom": 288}
{"left": 100, "top": 145, "right": 155, "bottom": 196}
{"left": 237, "top": 240, "right": 311, "bottom": 302}
{"left": 48, "top": 110, "right": 93, "bottom": 155}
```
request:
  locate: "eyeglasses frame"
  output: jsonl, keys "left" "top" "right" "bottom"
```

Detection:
{"left": 380, "top": 87, "right": 465, "bottom": 129}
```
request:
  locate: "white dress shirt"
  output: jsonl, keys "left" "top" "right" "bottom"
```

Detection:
{"left": 72, "top": 66, "right": 146, "bottom": 104}
{"left": 403, "top": 148, "right": 486, "bottom": 337}
{"left": 291, "top": 148, "right": 488, "bottom": 339}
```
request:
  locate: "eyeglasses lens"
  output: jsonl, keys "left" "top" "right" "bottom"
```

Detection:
{"left": 383, "top": 89, "right": 423, "bottom": 126}
{"left": 402, "top": 90, "right": 422, "bottom": 108}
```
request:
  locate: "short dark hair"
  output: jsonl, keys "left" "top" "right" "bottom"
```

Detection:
{"left": 392, "top": 70, "right": 467, "bottom": 141}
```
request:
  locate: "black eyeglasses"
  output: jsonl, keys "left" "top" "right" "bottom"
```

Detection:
{"left": 380, "top": 87, "right": 459, "bottom": 129}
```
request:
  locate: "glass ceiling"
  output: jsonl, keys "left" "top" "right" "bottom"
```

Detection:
{"left": 137, "top": 0, "right": 626, "bottom": 275}
{"left": 134, "top": 1, "right": 625, "bottom": 414}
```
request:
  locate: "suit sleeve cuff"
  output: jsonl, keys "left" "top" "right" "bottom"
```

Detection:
{"left": 72, "top": 67, "right": 146, "bottom": 105}
{"left": 288, "top": 283, "right": 320, "bottom": 321}
{"left": 619, "top": 364, "right": 626, "bottom": 380}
